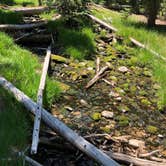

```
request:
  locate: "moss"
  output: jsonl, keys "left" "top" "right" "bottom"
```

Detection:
{"left": 141, "top": 99, "right": 151, "bottom": 106}
{"left": 143, "top": 71, "right": 152, "bottom": 77}
{"left": 116, "top": 115, "right": 130, "bottom": 127}
{"left": 100, "top": 126, "right": 111, "bottom": 133}
{"left": 146, "top": 125, "right": 158, "bottom": 134}
{"left": 91, "top": 112, "right": 101, "bottom": 121}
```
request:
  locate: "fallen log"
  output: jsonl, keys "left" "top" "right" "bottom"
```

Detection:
{"left": 11, "top": 6, "right": 49, "bottom": 16}
{"left": 0, "top": 15, "right": 61, "bottom": 30}
{"left": 87, "top": 14, "right": 118, "bottom": 32}
{"left": 106, "top": 152, "right": 166, "bottom": 166}
{"left": 0, "top": 77, "right": 120, "bottom": 166}
{"left": 31, "top": 46, "right": 51, "bottom": 154}
{"left": 130, "top": 37, "right": 166, "bottom": 62}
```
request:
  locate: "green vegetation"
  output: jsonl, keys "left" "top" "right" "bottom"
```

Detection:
{"left": 0, "top": 32, "right": 60, "bottom": 164}
{"left": 0, "top": 9, "right": 22, "bottom": 24}
{"left": 92, "top": 6, "right": 166, "bottom": 108}
{"left": 48, "top": 19, "right": 96, "bottom": 60}
{"left": 0, "top": 0, "right": 38, "bottom": 6}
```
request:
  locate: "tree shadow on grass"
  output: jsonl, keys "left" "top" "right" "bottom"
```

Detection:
{"left": 0, "top": 9, "right": 23, "bottom": 24}
{"left": 0, "top": 0, "right": 15, "bottom": 6}
{"left": 48, "top": 19, "right": 96, "bottom": 60}
{"left": 124, "top": 19, "right": 166, "bottom": 36}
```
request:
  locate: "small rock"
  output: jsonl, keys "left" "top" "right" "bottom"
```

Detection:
{"left": 129, "top": 139, "right": 145, "bottom": 148}
{"left": 101, "top": 111, "right": 114, "bottom": 119}
{"left": 158, "top": 134, "right": 164, "bottom": 138}
{"left": 109, "top": 91, "right": 119, "bottom": 97}
{"left": 115, "top": 97, "right": 122, "bottom": 101}
{"left": 64, "top": 106, "right": 73, "bottom": 111}
{"left": 80, "top": 99, "right": 89, "bottom": 106}
{"left": 118, "top": 66, "right": 129, "bottom": 73}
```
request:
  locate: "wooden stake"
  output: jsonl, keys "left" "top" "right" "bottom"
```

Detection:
{"left": 87, "top": 14, "right": 118, "bottom": 32}
{"left": 130, "top": 37, "right": 166, "bottom": 62}
{"left": 31, "top": 46, "right": 51, "bottom": 154}
{"left": 0, "top": 77, "right": 120, "bottom": 166}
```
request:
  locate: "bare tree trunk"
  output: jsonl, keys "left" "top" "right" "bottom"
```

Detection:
{"left": 38, "top": 0, "right": 42, "bottom": 6}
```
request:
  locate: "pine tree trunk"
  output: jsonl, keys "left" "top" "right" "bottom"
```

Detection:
{"left": 147, "top": 13, "right": 156, "bottom": 27}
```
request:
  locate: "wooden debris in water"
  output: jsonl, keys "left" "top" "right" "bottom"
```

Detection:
{"left": 31, "top": 46, "right": 51, "bottom": 154}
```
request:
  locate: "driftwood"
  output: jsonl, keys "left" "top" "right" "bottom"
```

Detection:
{"left": 106, "top": 152, "right": 166, "bottom": 166}
{"left": 0, "top": 15, "right": 61, "bottom": 30}
{"left": 16, "top": 34, "right": 51, "bottom": 44}
{"left": 87, "top": 14, "right": 118, "bottom": 32}
{"left": 0, "top": 77, "right": 120, "bottom": 166}
{"left": 86, "top": 66, "right": 110, "bottom": 89}
{"left": 31, "top": 46, "right": 51, "bottom": 154}
{"left": 130, "top": 37, "right": 166, "bottom": 62}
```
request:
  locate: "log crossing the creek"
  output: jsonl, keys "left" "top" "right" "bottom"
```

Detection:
{"left": 0, "top": 77, "right": 120, "bottom": 166}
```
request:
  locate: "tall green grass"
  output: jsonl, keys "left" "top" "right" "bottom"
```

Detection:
{"left": 0, "top": 32, "right": 60, "bottom": 164}
{"left": 48, "top": 19, "right": 96, "bottom": 60}
{"left": 92, "top": 6, "right": 166, "bottom": 108}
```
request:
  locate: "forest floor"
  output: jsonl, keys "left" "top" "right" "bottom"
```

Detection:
{"left": 1, "top": 1, "right": 166, "bottom": 166}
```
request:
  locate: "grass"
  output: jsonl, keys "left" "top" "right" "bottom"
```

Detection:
{"left": 48, "top": 18, "right": 96, "bottom": 60}
{"left": 0, "top": 0, "right": 38, "bottom": 6}
{"left": 92, "top": 6, "right": 166, "bottom": 108}
{"left": 0, "top": 32, "right": 61, "bottom": 165}
{"left": 0, "top": 9, "right": 23, "bottom": 24}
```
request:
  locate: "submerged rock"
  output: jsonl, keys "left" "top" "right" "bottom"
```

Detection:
{"left": 101, "top": 111, "right": 114, "bottom": 119}
{"left": 118, "top": 66, "right": 129, "bottom": 73}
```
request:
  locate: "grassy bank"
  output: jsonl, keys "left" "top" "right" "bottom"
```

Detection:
{"left": 92, "top": 5, "right": 166, "bottom": 108}
{"left": 0, "top": 32, "right": 60, "bottom": 165}
{"left": 0, "top": 0, "right": 38, "bottom": 6}
{"left": 48, "top": 19, "right": 96, "bottom": 60}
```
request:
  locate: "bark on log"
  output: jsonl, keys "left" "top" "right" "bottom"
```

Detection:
{"left": 11, "top": 6, "right": 49, "bottom": 16}
{"left": 31, "top": 46, "right": 51, "bottom": 154}
{"left": 0, "top": 15, "right": 61, "bottom": 30}
{"left": 130, "top": 37, "right": 166, "bottom": 62}
{"left": 87, "top": 14, "right": 118, "bottom": 32}
{"left": 0, "top": 77, "right": 120, "bottom": 166}
{"left": 106, "top": 152, "right": 166, "bottom": 166}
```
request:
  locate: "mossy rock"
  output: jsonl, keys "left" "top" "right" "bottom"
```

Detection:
{"left": 139, "top": 90, "right": 147, "bottom": 96}
{"left": 116, "top": 115, "right": 130, "bottom": 127}
{"left": 146, "top": 125, "right": 158, "bottom": 134}
{"left": 91, "top": 112, "right": 101, "bottom": 121}
{"left": 100, "top": 126, "right": 111, "bottom": 133}
{"left": 143, "top": 71, "right": 152, "bottom": 77}
{"left": 141, "top": 99, "right": 151, "bottom": 106}
{"left": 51, "top": 54, "right": 69, "bottom": 63}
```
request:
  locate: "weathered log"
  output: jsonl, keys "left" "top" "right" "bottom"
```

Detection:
{"left": 106, "top": 152, "right": 166, "bottom": 166}
{"left": 0, "top": 15, "right": 61, "bottom": 30}
{"left": 86, "top": 66, "right": 110, "bottom": 89}
{"left": 31, "top": 46, "right": 51, "bottom": 154}
{"left": 0, "top": 77, "right": 120, "bottom": 166}
{"left": 25, "top": 156, "right": 43, "bottom": 166}
{"left": 11, "top": 6, "right": 49, "bottom": 16}
{"left": 130, "top": 37, "right": 166, "bottom": 62}
{"left": 87, "top": 14, "right": 118, "bottom": 32}
{"left": 16, "top": 34, "right": 51, "bottom": 44}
